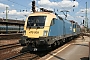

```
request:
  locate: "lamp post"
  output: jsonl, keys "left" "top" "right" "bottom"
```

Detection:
{"left": 6, "top": 7, "right": 8, "bottom": 22}
{"left": 5, "top": 7, "right": 9, "bottom": 34}
{"left": 85, "top": 2, "right": 88, "bottom": 32}
{"left": 81, "top": 2, "right": 88, "bottom": 32}
{"left": 82, "top": 2, "right": 88, "bottom": 32}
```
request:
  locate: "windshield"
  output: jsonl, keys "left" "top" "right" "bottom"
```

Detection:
{"left": 27, "top": 16, "right": 46, "bottom": 28}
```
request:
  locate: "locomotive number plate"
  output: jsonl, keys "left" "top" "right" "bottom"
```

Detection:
{"left": 29, "top": 31, "right": 39, "bottom": 34}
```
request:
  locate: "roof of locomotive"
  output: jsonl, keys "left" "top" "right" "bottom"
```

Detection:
{"left": 29, "top": 12, "right": 56, "bottom": 18}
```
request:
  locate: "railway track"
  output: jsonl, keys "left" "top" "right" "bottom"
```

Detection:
{"left": 0, "top": 33, "right": 22, "bottom": 40}
{"left": 0, "top": 43, "right": 21, "bottom": 50}
{"left": 5, "top": 51, "right": 51, "bottom": 60}
{"left": 3, "top": 38, "right": 73, "bottom": 60}
{"left": 5, "top": 51, "right": 29, "bottom": 60}
{"left": 0, "top": 34, "right": 83, "bottom": 60}
{"left": 5, "top": 51, "right": 42, "bottom": 60}
{"left": 0, "top": 38, "right": 76, "bottom": 60}
{"left": 4, "top": 46, "right": 52, "bottom": 60}
{"left": 4, "top": 44, "right": 63, "bottom": 60}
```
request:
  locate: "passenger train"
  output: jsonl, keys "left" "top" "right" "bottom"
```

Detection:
{"left": 0, "top": 25, "right": 24, "bottom": 34}
{"left": 19, "top": 9, "right": 80, "bottom": 51}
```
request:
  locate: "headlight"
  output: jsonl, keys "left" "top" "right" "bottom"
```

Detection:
{"left": 43, "top": 30, "right": 48, "bottom": 36}
{"left": 23, "top": 30, "right": 26, "bottom": 35}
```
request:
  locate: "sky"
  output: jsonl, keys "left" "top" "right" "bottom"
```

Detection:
{"left": 0, "top": 0, "right": 90, "bottom": 27}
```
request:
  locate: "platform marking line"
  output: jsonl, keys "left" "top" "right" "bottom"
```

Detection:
{"left": 46, "top": 44, "right": 71, "bottom": 60}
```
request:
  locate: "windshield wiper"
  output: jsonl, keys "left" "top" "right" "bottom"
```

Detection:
{"left": 27, "top": 26, "right": 31, "bottom": 28}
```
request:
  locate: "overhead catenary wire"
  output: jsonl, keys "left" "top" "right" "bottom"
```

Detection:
{"left": 6, "top": 0, "right": 32, "bottom": 13}
{"left": 53, "top": 0, "right": 83, "bottom": 20}
{"left": 52, "top": 0, "right": 66, "bottom": 12}
{"left": 7, "top": 0, "right": 30, "bottom": 9}
{"left": 53, "top": 0, "right": 76, "bottom": 12}
{"left": 1, "top": 0, "right": 32, "bottom": 20}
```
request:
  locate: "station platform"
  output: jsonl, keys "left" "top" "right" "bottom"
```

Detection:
{"left": 39, "top": 36, "right": 89, "bottom": 60}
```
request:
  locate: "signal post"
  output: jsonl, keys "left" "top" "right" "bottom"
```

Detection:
{"left": 32, "top": 0, "right": 36, "bottom": 13}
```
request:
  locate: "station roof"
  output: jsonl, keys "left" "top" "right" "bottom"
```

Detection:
{"left": 0, "top": 18, "right": 25, "bottom": 26}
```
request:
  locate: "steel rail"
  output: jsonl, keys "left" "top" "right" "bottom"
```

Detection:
{"left": 0, "top": 43, "right": 20, "bottom": 50}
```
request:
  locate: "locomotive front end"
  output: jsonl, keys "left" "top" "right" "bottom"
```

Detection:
{"left": 19, "top": 12, "right": 55, "bottom": 51}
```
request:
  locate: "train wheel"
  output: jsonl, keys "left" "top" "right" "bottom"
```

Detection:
{"left": 63, "top": 38, "right": 66, "bottom": 43}
{"left": 57, "top": 40, "right": 60, "bottom": 46}
{"left": 65, "top": 39, "right": 67, "bottom": 42}
{"left": 21, "top": 44, "right": 26, "bottom": 46}
{"left": 51, "top": 42, "right": 57, "bottom": 48}
{"left": 60, "top": 40, "right": 63, "bottom": 45}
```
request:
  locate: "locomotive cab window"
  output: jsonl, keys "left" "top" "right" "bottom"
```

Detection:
{"left": 27, "top": 16, "right": 46, "bottom": 28}
{"left": 50, "top": 18, "right": 55, "bottom": 26}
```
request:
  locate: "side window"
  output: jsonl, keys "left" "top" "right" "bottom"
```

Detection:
{"left": 73, "top": 23, "right": 76, "bottom": 28}
{"left": 73, "top": 23, "right": 75, "bottom": 28}
{"left": 75, "top": 24, "right": 76, "bottom": 28}
{"left": 50, "top": 18, "right": 55, "bottom": 26}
